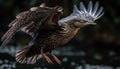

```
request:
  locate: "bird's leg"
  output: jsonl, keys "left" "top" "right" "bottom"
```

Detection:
{"left": 50, "top": 51, "right": 61, "bottom": 64}
{"left": 40, "top": 49, "right": 53, "bottom": 63}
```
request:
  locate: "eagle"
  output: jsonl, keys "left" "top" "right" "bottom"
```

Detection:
{"left": 1, "top": 1, "right": 104, "bottom": 64}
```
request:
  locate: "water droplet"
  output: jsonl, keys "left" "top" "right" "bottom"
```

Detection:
{"left": 62, "top": 57, "right": 68, "bottom": 62}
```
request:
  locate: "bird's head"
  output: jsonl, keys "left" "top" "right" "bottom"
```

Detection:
{"left": 58, "top": 1, "right": 104, "bottom": 29}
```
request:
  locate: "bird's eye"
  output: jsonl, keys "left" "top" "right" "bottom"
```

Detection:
{"left": 74, "top": 21, "right": 80, "bottom": 27}
{"left": 80, "top": 19, "right": 86, "bottom": 23}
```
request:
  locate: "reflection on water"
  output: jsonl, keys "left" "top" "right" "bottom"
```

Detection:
{"left": 0, "top": 59, "right": 16, "bottom": 69}
{"left": 0, "top": 59, "right": 120, "bottom": 69}
{"left": 0, "top": 46, "right": 120, "bottom": 69}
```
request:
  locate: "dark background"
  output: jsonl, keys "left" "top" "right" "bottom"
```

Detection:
{"left": 0, "top": 0, "right": 120, "bottom": 69}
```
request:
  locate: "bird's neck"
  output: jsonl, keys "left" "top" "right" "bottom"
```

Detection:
{"left": 58, "top": 26, "right": 80, "bottom": 45}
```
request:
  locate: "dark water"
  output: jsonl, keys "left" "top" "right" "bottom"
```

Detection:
{"left": 0, "top": 46, "right": 120, "bottom": 69}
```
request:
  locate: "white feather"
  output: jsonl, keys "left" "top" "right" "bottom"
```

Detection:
{"left": 59, "top": 1, "right": 104, "bottom": 23}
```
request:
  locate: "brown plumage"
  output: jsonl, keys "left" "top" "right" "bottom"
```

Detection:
{"left": 1, "top": 1, "right": 104, "bottom": 64}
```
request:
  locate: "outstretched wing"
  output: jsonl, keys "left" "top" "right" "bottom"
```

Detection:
{"left": 1, "top": 3, "right": 63, "bottom": 46}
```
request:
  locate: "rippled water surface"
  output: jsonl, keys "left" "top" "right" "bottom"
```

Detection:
{"left": 0, "top": 46, "right": 120, "bottom": 69}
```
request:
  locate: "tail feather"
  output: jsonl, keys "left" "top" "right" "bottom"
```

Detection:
{"left": 27, "top": 55, "right": 38, "bottom": 64}
{"left": 16, "top": 45, "right": 42, "bottom": 64}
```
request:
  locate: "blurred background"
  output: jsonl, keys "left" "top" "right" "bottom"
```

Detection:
{"left": 0, "top": 0, "right": 120, "bottom": 69}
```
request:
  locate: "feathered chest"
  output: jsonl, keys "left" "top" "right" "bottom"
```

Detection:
{"left": 34, "top": 29, "right": 62, "bottom": 47}
{"left": 34, "top": 27, "right": 79, "bottom": 47}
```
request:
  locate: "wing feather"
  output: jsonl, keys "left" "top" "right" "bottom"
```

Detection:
{"left": 21, "top": 21, "right": 39, "bottom": 37}
{"left": 1, "top": 5, "right": 63, "bottom": 46}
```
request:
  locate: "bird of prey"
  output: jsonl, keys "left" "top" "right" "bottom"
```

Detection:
{"left": 1, "top": 1, "right": 104, "bottom": 64}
